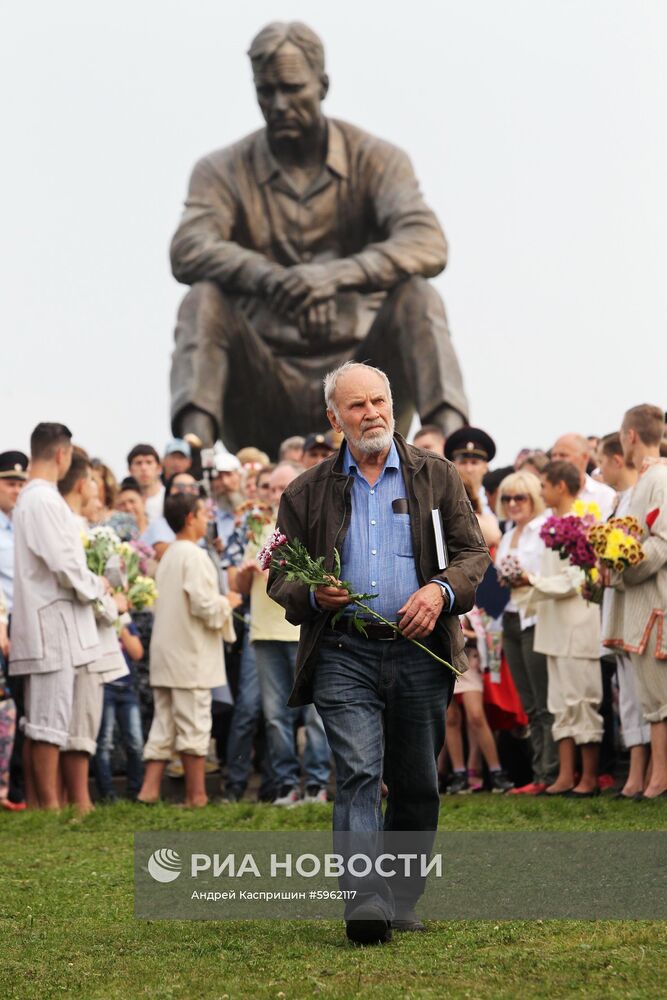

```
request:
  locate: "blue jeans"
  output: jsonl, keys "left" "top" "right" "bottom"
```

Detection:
{"left": 254, "top": 640, "right": 330, "bottom": 790}
{"left": 313, "top": 628, "right": 452, "bottom": 916}
{"left": 225, "top": 635, "right": 274, "bottom": 797}
{"left": 93, "top": 683, "right": 144, "bottom": 800}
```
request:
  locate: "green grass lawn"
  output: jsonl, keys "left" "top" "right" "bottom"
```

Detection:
{"left": 2, "top": 797, "right": 666, "bottom": 1000}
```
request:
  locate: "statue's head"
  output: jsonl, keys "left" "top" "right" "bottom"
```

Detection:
{"left": 248, "top": 22, "right": 329, "bottom": 142}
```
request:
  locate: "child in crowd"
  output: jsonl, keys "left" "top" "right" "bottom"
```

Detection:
{"left": 516, "top": 461, "right": 603, "bottom": 797}
{"left": 137, "top": 493, "right": 237, "bottom": 807}
{"left": 93, "top": 624, "right": 145, "bottom": 801}
{"left": 446, "top": 608, "right": 514, "bottom": 793}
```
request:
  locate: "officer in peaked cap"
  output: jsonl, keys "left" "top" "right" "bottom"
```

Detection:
{"left": 0, "top": 451, "right": 29, "bottom": 482}
{"left": 444, "top": 427, "right": 496, "bottom": 465}
{"left": 445, "top": 427, "right": 496, "bottom": 515}
{"left": 302, "top": 433, "right": 337, "bottom": 469}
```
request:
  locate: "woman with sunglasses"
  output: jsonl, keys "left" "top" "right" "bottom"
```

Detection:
{"left": 494, "top": 471, "right": 558, "bottom": 794}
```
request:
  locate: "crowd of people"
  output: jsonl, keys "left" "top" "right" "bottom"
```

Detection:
{"left": 0, "top": 399, "right": 665, "bottom": 812}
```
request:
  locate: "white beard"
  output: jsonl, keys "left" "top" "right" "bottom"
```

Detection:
{"left": 344, "top": 417, "right": 395, "bottom": 456}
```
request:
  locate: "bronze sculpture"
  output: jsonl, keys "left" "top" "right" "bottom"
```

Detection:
{"left": 170, "top": 21, "right": 468, "bottom": 456}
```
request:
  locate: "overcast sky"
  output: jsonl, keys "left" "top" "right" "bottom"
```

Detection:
{"left": 2, "top": 0, "right": 665, "bottom": 474}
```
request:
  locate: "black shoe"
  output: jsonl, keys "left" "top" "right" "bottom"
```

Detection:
{"left": 392, "top": 907, "right": 426, "bottom": 932}
{"left": 490, "top": 769, "right": 514, "bottom": 793}
{"left": 221, "top": 786, "right": 244, "bottom": 804}
{"left": 446, "top": 773, "right": 468, "bottom": 795}
{"left": 345, "top": 905, "right": 392, "bottom": 945}
{"left": 563, "top": 787, "right": 601, "bottom": 799}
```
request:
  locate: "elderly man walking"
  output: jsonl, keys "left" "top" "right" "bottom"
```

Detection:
{"left": 269, "top": 362, "right": 489, "bottom": 944}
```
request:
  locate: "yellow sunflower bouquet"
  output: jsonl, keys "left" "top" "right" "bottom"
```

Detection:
{"left": 587, "top": 516, "right": 645, "bottom": 573}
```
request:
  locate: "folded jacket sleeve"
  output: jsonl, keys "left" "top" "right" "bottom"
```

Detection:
{"left": 170, "top": 155, "right": 276, "bottom": 294}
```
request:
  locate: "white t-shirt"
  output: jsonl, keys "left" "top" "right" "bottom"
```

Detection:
{"left": 144, "top": 485, "right": 166, "bottom": 525}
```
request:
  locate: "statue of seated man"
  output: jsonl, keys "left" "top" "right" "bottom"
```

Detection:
{"left": 170, "top": 21, "right": 469, "bottom": 456}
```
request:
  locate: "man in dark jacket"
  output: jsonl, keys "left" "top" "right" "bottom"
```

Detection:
{"left": 268, "top": 362, "right": 489, "bottom": 944}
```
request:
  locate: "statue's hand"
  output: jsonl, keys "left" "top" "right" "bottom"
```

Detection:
{"left": 298, "top": 300, "right": 338, "bottom": 340}
{"left": 268, "top": 264, "right": 339, "bottom": 318}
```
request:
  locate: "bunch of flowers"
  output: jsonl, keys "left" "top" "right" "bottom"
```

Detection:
{"left": 496, "top": 553, "right": 525, "bottom": 588}
{"left": 129, "top": 539, "right": 154, "bottom": 576}
{"left": 588, "top": 516, "right": 645, "bottom": 573}
{"left": 127, "top": 575, "right": 158, "bottom": 610}
{"left": 82, "top": 525, "right": 124, "bottom": 576}
{"left": 540, "top": 501, "right": 601, "bottom": 602}
{"left": 571, "top": 498, "right": 602, "bottom": 521}
{"left": 83, "top": 526, "right": 157, "bottom": 611}
{"left": 539, "top": 514, "right": 598, "bottom": 572}
{"left": 258, "top": 530, "right": 463, "bottom": 677}
{"left": 235, "top": 499, "right": 273, "bottom": 546}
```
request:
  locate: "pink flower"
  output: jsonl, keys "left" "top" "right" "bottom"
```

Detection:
{"left": 257, "top": 527, "right": 288, "bottom": 571}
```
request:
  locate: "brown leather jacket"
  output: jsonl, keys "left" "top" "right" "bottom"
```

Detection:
{"left": 268, "top": 434, "right": 490, "bottom": 706}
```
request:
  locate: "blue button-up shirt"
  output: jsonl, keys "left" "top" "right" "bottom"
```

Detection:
{"left": 340, "top": 440, "right": 418, "bottom": 620}
{"left": 338, "top": 441, "right": 453, "bottom": 620}
{"left": 0, "top": 511, "right": 14, "bottom": 613}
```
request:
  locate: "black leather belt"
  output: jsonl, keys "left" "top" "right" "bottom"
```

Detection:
{"left": 329, "top": 618, "right": 400, "bottom": 641}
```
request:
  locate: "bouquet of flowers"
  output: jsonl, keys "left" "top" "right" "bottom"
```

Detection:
{"left": 235, "top": 500, "right": 273, "bottom": 546}
{"left": 83, "top": 526, "right": 157, "bottom": 611}
{"left": 127, "top": 575, "right": 158, "bottom": 610}
{"left": 539, "top": 501, "right": 602, "bottom": 603}
{"left": 588, "top": 516, "right": 645, "bottom": 573}
{"left": 496, "top": 553, "right": 525, "bottom": 588}
{"left": 82, "top": 525, "right": 124, "bottom": 576}
{"left": 258, "top": 530, "right": 463, "bottom": 677}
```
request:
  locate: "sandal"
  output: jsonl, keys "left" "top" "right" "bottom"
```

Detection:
{"left": 467, "top": 768, "right": 483, "bottom": 792}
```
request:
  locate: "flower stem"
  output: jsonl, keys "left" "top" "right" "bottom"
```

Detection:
{"left": 352, "top": 600, "right": 463, "bottom": 678}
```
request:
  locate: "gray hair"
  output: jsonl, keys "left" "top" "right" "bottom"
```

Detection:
{"left": 323, "top": 362, "right": 393, "bottom": 419}
{"left": 278, "top": 435, "right": 305, "bottom": 459}
{"left": 272, "top": 460, "right": 304, "bottom": 476}
{"left": 248, "top": 22, "right": 325, "bottom": 77}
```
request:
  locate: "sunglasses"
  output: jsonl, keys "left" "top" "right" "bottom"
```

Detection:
{"left": 170, "top": 484, "right": 200, "bottom": 495}
{"left": 501, "top": 493, "right": 529, "bottom": 504}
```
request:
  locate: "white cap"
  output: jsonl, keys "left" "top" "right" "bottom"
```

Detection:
{"left": 214, "top": 452, "right": 242, "bottom": 473}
